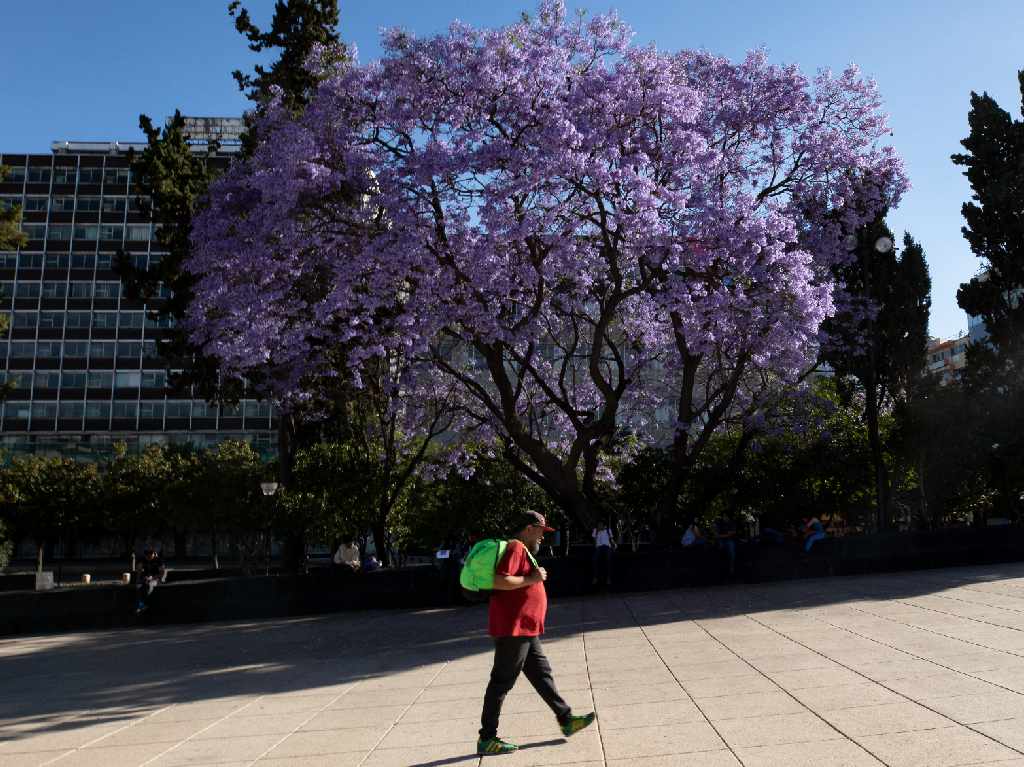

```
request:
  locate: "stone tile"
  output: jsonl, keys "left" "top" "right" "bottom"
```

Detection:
{"left": 43, "top": 742, "right": 178, "bottom": 766}
{"left": 256, "top": 753, "right": 366, "bottom": 767}
{"left": 925, "top": 692, "right": 1024, "bottom": 724}
{"left": 359, "top": 743, "right": 481, "bottom": 766}
{"left": 792, "top": 683, "right": 902, "bottom": 712}
{"left": 143, "top": 734, "right": 281, "bottom": 766}
{"left": 856, "top": 725, "right": 1020, "bottom": 766}
{"left": 262, "top": 727, "right": 384, "bottom": 758}
{"left": 602, "top": 720, "right": 724, "bottom": 759}
{"left": 598, "top": 699, "right": 705, "bottom": 729}
{"left": 591, "top": 682, "right": 689, "bottom": 707}
{"left": 714, "top": 711, "right": 839, "bottom": 747}
{"left": 972, "top": 717, "right": 1024, "bottom": 751}
{"left": 684, "top": 674, "right": 779, "bottom": 698}
{"left": 820, "top": 700, "right": 952, "bottom": 736}
{"left": 607, "top": 752, "right": 742, "bottom": 767}
{"left": 734, "top": 738, "right": 883, "bottom": 766}
{"left": 298, "top": 705, "right": 409, "bottom": 731}
{"left": 698, "top": 690, "right": 806, "bottom": 721}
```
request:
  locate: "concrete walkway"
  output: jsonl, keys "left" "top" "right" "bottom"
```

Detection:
{"left": 6, "top": 564, "right": 1024, "bottom": 766}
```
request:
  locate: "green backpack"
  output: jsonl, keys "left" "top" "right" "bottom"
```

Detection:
{"left": 459, "top": 539, "right": 539, "bottom": 602}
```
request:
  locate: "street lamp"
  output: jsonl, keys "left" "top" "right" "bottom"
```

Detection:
{"left": 874, "top": 236, "right": 894, "bottom": 254}
{"left": 259, "top": 481, "right": 279, "bottom": 573}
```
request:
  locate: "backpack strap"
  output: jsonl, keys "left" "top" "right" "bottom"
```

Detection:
{"left": 503, "top": 539, "right": 540, "bottom": 570}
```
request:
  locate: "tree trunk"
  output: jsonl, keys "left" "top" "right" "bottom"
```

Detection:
{"left": 372, "top": 519, "right": 390, "bottom": 568}
{"left": 211, "top": 528, "right": 220, "bottom": 570}
{"left": 864, "top": 381, "right": 891, "bottom": 532}
{"left": 36, "top": 541, "right": 44, "bottom": 574}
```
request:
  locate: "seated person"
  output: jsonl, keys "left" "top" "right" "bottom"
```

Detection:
{"left": 135, "top": 548, "right": 166, "bottom": 615}
{"left": 681, "top": 521, "right": 705, "bottom": 547}
{"left": 802, "top": 516, "right": 827, "bottom": 552}
{"left": 333, "top": 540, "right": 361, "bottom": 572}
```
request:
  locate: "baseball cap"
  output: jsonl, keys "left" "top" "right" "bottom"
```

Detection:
{"left": 513, "top": 510, "right": 556, "bottom": 532}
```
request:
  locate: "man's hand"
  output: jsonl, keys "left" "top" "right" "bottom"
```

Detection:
{"left": 529, "top": 567, "right": 548, "bottom": 583}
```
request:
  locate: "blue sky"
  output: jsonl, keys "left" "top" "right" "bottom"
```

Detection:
{"left": 3, "top": 0, "right": 1023, "bottom": 340}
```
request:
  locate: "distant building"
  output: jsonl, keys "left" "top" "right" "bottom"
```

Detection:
{"left": 0, "top": 119, "right": 278, "bottom": 460}
{"left": 926, "top": 334, "right": 969, "bottom": 384}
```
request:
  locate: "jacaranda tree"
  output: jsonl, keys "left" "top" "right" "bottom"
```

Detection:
{"left": 188, "top": 2, "right": 907, "bottom": 526}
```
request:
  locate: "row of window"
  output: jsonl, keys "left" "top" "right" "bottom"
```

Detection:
{"left": 2, "top": 282, "right": 168, "bottom": 301}
{"left": 2, "top": 167, "right": 133, "bottom": 185}
{"left": 0, "top": 252, "right": 163, "bottom": 270}
{"left": 4, "top": 370, "right": 168, "bottom": 389}
{"left": 19, "top": 224, "right": 156, "bottom": 242}
{"left": 2, "top": 339, "right": 162, "bottom": 360}
{"left": 0, "top": 310, "right": 173, "bottom": 331}
{"left": 0, "top": 195, "right": 149, "bottom": 214}
{"left": 2, "top": 400, "right": 271, "bottom": 419}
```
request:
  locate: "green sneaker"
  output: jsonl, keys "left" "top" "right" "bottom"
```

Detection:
{"left": 477, "top": 736, "right": 519, "bottom": 755}
{"left": 560, "top": 712, "right": 596, "bottom": 737}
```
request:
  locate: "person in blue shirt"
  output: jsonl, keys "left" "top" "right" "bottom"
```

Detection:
{"left": 803, "top": 516, "right": 827, "bottom": 552}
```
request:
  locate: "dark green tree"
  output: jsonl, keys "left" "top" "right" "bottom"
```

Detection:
{"left": 229, "top": 0, "right": 344, "bottom": 114}
{"left": 0, "top": 166, "right": 27, "bottom": 252}
{"left": 821, "top": 219, "right": 932, "bottom": 531}
{"left": 952, "top": 71, "right": 1024, "bottom": 386}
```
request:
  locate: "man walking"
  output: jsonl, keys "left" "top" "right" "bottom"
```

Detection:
{"left": 477, "top": 511, "right": 595, "bottom": 755}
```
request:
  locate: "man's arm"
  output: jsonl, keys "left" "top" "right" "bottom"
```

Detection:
{"left": 492, "top": 570, "right": 545, "bottom": 590}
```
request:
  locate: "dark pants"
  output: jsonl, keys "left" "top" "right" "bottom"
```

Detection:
{"left": 136, "top": 577, "right": 157, "bottom": 608}
{"left": 480, "top": 636, "right": 572, "bottom": 739}
{"left": 593, "top": 545, "right": 613, "bottom": 583}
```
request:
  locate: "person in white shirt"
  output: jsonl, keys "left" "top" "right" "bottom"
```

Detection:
{"left": 591, "top": 522, "right": 616, "bottom": 586}
{"left": 333, "top": 540, "right": 361, "bottom": 572}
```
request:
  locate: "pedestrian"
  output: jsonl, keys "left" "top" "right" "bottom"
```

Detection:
{"left": 715, "top": 516, "right": 737, "bottom": 576}
{"left": 135, "top": 547, "right": 166, "bottom": 615}
{"left": 477, "top": 510, "right": 595, "bottom": 755}
{"left": 591, "top": 520, "right": 616, "bottom": 585}
{"left": 802, "top": 515, "right": 827, "bottom": 553}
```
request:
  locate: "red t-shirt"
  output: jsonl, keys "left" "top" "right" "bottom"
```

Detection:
{"left": 488, "top": 540, "right": 546, "bottom": 637}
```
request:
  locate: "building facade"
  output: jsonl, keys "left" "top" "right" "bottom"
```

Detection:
{"left": 0, "top": 130, "right": 277, "bottom": 459}
{"left": 926, "top": 334, "right": 969, "bottom": 384}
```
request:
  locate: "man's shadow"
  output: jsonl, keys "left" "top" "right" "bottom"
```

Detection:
{"left": 409, "top": 738, "right": 567, "bottom": 766}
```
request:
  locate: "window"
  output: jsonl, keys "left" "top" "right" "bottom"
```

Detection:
{"left": 87, "top": 371, "right": 113, "bottom": 389}
{"left": 0, "top": 282, "right": 12, "bottom": 299}
{"left": 63, "top": 341, "right": 88, "bottom": 358}
{"left": 23, "top": 197, "right": 48, "bottom": 212}
{"left": 9, "top": 342, "right": 34, "bottom": 358}
{"left": 61, "top": 372, "right": 87, "bottom": 388}
{"left": 26, "top": 167, "right": 51, "bottom": 184}
{"left": 38, "top": 312, "right": 64, "bottom": 329}
{"left": 96, "top": 253, "right": 113, "bottom": 269}
{"left": 139, "top": 402, "right": 164, "bottom": 419}
{"left": 0, "top": 196, "right": 20, "bottom": 212}
{"left": 92, "top": 312, "right": 117, "bottom": 330}
{"left": 18, "top": 253, "right": 44, "bottom": 268}
{"left": 51, "top": 197, "right": 75, "bottom": 212}
{"left": 101, "top": 197, "right": 126, "bottom": 213}
{"left": 85, "top": 401, "right": 110, "bottom": 419}
{"left": 34, "top": 371, "right": 61, "bottom": 389}
{"left": 128, "top": 253, "right": 147, "bottom": 271}
{"left": 59, "top": 401, "right": 85, "bottom": 418}
{"left": 9, "top": 372, "right": 32, "bottom": 389}
{"left": 142, "top": 340, "right": 159, "bottom": 359}
{"left": 128, "top": 196, "right": 150, "bottom": 214}
{"left": 13, "top": 312, "right": 37, "bottom": 329}
{"left": 119, "top": 312, "right": 144, "bottom": 329}
{"left": 73, "top": 224, "right": 99, "bottom": 241}
{"left": 78, "top": 168, "right": 103, "bottom": 184}
{"left": 165, "top": 401, "right": 191, "bottom": 418}
{"left": 15, "top": 282, "right": 40, "bottom": 298}
{"left": 117, "top": 341, "right": 142, "bottom": 358}
{"left": 99, "top": 280, "right": 127, "bottom": 300}
{"left": 94, "top": 282, "right": 120, "bottom": 299}
{"left": 141, "top": 370, "right": 167, "bottom": 389}
{"left": 76, "top": 196, "right": 101, "bottom": 212}
{"left": 112, "top": 401, "right": 138, "bottom": 419}
{"left": 126, "top": 224, "right": 151, "bottom": 241}
{"left": 188, "top": 402, "right": 214, "bottom": 420}
{"left": 115, "top": 371, "right": 140, "bottom": 388}
{"left": 42, "top": 281, "right": 67, "bottom": 299}
{"left": 4, "top": 167, "right": 26, "bottom": 183}
{"left": 244, "top": 401, "right": 271, "bottom": 419}
{"left": 36, "top": 341, "right": 61, "bottom": 358}
{"left": 31, "top": 403, "right": 57, "bottom": 420}
{"left": 0, "top": 253, "right": 17, "bottom": 267}
{"left": 104, "top": 168, "right": 130, "bottom": 185}
{"left": 99, "top": 225, "right": 123, "bottom": 241}
{"left": 89, "top": 341, "right": 115, "bottom": 358}
{"left": 65, "top": 312, "right": 90, "bottom": 329}
{"left": 52, "top": 167, "right": 76, "bottom": 185}
{"left": 221, "top": 403, "right": 242, "bottom": 417}
{"left": 47, "top": 225, "right": 72, "bottom": 241}
{"left": 70, "top": 253, "right": 95, "bottom": 269}
{"left": 45, "top": 253, "right": 69, "bottom": 268}
{"left": 21, "top": 224, "right": 47, "bottom": 239}
{"left": 68, "top": 282, "right": 92, "bottom": 298}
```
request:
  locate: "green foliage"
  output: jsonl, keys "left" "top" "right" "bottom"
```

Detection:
{"left": 403, "top": 448, "right": 560, "bottom": 552}
{"left": 0, "top": 456, "right": 101, "bottom": 571}
{"left": 953, "top": 71, "right": 1024, "bottom": 382}
{"left": 0, "top": 518, "right": 12, "bottom": 570}
{"left": 102, "top": 443, "right": 175, "bottom": 553}
{"left": 229, "top": 0, "right": 345, "bottom": 113}
{"left": 0, "top": 166, "right": 27, "bottom": 252}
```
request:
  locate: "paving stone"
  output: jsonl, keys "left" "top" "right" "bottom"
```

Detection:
{"left": 855, "top": 724, "right": 1020, "bottom": 766}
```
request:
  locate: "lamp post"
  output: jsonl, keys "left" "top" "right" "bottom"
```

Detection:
{"left": 260, "top": 482, "right": 279, "bottom": 575}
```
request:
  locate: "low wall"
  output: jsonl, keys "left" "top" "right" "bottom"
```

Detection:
{"left": 3, "top": 526, "right": 1023, "bottom": 636}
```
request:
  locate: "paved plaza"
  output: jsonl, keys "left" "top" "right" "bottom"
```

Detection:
{"left": 7, "top": 565, "right": 1024, "bottom": 766}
